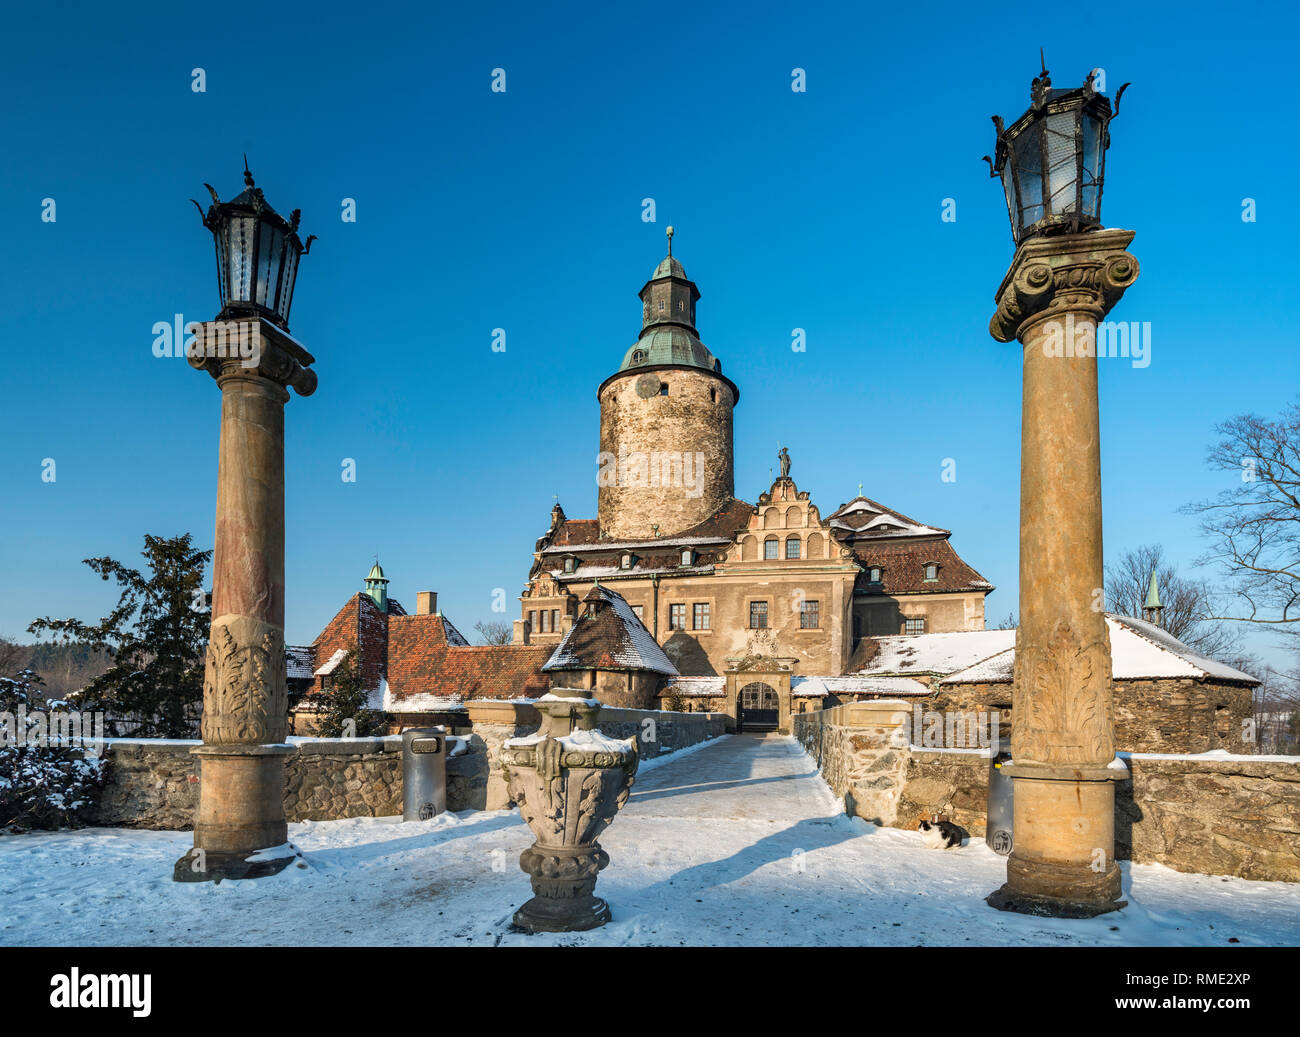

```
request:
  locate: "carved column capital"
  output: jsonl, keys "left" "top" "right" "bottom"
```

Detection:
{"left": 188, "top": 317, "right": 318, "bottom": 397}
{"left": 990, "top": 228, "right": 1139, "bottom": 343}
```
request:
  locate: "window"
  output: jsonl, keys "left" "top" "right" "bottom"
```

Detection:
{"left": 621, "top": 553, "right": 634, "bottom": 570}
{"left": 659, "top": 384, "right": 669, "bottom": 396}
{"left": 693, "top": 602, "right": 710, "bottom": 630}
{"left": 764, "top": 538, "right": 779, "bottom": 560}
{"left": 710, "top": 388, "right": 717, "bottom": 403}
{"left": 563, "top": 556, "right": 575, "bottom": 573}
{"left": 680, "top": 549, "right": 694, "bottom": 566}
{"left": 869, "top": 567, "right": 882, "bottom": 583}
{"left": 528, "top": 610, "right": 537, "bottom": 632}
{"left": 669, "top": 603, "right": 685, "bottom": 630}
{"left": 749, "top": 601, "right": 768, "bottom": 629}
{"left": 632, "top": 349, "right": 646, "bottom": 364}
{"left": 785, "top": 537, "right": 801, "bottom": 559}
{"left": 631, "top": 604, "right": 644, "bottom": 621}
{"left": 904, "top": 617, "right": 926, "bottom": 635}
{"left": 658, "top": 300, "right": 665, "bottom": 311}
{"left": 538, "top": 610, "right": 549, "bottom": 633}
{"left": 551, "top": 609, "right": 560, "bottom": 631}
{"left": 924, "top": 563, "right": 938, "bottom": 582}
{"left": 800, "top": 599, "right": 820, "bottom": 629}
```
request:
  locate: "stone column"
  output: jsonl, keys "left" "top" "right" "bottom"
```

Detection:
{"left": 985, "top": 229, "right": 1139, "bottom": 918}
{"left": 175, "top": 317, "right": 316, "bottom": 882}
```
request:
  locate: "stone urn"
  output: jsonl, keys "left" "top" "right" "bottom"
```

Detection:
{"left": 501, "top": 687, "right": 639, "bottom": 933}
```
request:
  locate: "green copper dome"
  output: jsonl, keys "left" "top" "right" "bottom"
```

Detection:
{"left": 618, "top": 326, "right": 722, "bottom": 373}
{"left": 367, "top": 562, "right": 386, "bottom": 582}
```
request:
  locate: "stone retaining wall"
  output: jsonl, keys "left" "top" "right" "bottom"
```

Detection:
{"left": 888, "top": 743, "right": 1300, "bottom": 883}
{"left": 792, "top": 700, "right": 911, "bottom": 825}
{"left": 91, "top": 706, "right": 726, "bottom": 828}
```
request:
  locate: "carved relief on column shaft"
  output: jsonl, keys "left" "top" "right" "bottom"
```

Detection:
{"left": 990, "top": 228, "right": 1139, "bottom": 344}
{"left": 1012, "top": 620, "right": 1115, "bottom": 766}
{"left": 200, "top": 613, "right": 289, "bottom": 744}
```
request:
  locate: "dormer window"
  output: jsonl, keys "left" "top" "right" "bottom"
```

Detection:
{"left": 562, "top": 556, "right": 576, "bottom": 574}
{"left": 680, "top": 549, "right": 694, "bottom": 566}
{"left": 924, "top": 563, "right": 938, "bottom": 582}
{"left": 631, "top": 349, "right": 647, "bottom": 364}
{"left": 869, "top": 567, "right": 882, "bottom": 583}
{"left": 621, "top": 553, "right": 635, "bottom": 570}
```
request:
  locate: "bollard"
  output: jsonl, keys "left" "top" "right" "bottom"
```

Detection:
{"left": 986, "top": 737, "right": 1014, "bottom": 856}
{"left": 402, "top": 727, "right": 447, "bottom": 821}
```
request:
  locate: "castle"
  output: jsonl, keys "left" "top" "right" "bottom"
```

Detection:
{"left": 514, "top": 230, "right": 993, "bottom": 677}
{"left": 290, "top": 232, "right": 1256, "bottom": 745}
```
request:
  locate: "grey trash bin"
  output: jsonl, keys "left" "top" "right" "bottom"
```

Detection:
{"left": 402, "top": 727, "right": 447, "bottom": 821}
{"left": 986, "top": 738, "right": 1014, "bottom": 856}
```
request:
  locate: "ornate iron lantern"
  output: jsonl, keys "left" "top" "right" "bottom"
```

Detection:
{"left": 192, "top": 158, "right": 315, "bottom": 329}
{"left": 984, "top": 57, "right": 1128, "bottom": 245}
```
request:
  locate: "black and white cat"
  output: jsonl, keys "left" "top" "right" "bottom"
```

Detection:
{"left": 917, "top": 819, "right": 964, "bottom": 849}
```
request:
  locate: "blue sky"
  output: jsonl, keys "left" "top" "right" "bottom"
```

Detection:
{"left": 1, "top": 1, "right": 1296, "bottom": 672}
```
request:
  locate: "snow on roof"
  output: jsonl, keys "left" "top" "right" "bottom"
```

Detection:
{"left": 543, "top": 584, "right": 679, "bottom": 676}
{"left": 287, "top": 645, "right": 314, "bottom": 680}
{"left": 791, "top": 675, "right": 932, "bottom": 698}
{"left": 855, "top": 629, "right": 1016, "bottom": 677}
{"left": 827, "top": 497, "right": 947, "bottom": 539}
{"left": 664, "top": 676, "right": 726, "bottom": 696}
{"left": 940, "top": 615, "right": 1261, "bottom": 685}
{"left": 313, "top": 648, "right": 348, "bottom": 677}
{"left": 542, "top": 536, "right": 731, "bottom": 555}
{"left": 553, "top": 563, "right": 715, "bottom": 581}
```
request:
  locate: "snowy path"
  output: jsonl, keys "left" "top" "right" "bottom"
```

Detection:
{"left": 2, "top": 734, "right": 1298, "bottom": 946}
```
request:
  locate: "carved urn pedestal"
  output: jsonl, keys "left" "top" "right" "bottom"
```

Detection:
{"left": 501, "top": 688, "right": 639, "bottom": 933}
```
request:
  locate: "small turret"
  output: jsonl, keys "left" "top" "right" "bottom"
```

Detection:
{"left": 1142, "top": 570, "right": 1163, "bottom": 627}
{"left": 365, "top": 561, "right": 390, "bottom": 613}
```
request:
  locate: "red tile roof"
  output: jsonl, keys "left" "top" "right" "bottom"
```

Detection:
{"left": 386, "top": 613, "right": 551, "bottom": 700}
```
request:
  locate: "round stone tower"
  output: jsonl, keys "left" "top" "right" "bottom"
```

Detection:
{"left": 597, "top": 229, "right": 738, "bottom": 540}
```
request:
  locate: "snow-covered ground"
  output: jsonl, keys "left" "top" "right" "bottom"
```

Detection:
{"left": 1, "top": 734, "right": 1297, "bottom": 947}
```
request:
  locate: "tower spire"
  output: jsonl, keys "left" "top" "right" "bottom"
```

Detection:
{"left": 666, "top": 224, "right": 674, "bottom": 257}
{"left": 1142, "top": 570, "right": 1163, "bottom": 627}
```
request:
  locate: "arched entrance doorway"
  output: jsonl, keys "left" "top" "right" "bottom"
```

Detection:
{"left": 738, "top": 681, "right": 779, "bottom": 732}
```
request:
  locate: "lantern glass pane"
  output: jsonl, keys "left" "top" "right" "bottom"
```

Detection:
{"left": 1001, "top": 164, "right": 1017, "bottom": 230}
{"left": 1081, "top": 111, "right": 1103, "bottom": 218}
{"left": 227, "top": 216, "right": 256, "bottom": 302}
{"left": 1044, "top": 110, "right": 1079, "bottom": 215}
{"left": 278, "top": 245, "right": 298, "bottom": 322}
{"left": 256, "top": 225, "right": 283, "bottom": 307}
{"left": 213, "top": 233, "right": 229, "bottom": 308}
{"left": 1011, "top": 123, "right": 1043, "bottom": 232}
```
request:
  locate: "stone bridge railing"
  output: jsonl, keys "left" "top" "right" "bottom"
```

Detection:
{"left": 794, "top": 702, "right": 1300, "bottom": 883}
{"left": 91, "top": 703, "right": 726, "bottom": 829}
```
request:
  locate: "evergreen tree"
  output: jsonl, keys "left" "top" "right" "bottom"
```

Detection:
{"left": 28, "top": 534, "right": 212, "bottom": 737}
{"left": 314, "top": 647, "right": 385, "bottom": 737}
{"left": 0, "top": 668, "right": 106, "bottom": 830}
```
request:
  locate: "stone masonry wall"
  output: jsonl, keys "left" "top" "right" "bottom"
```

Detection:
{"left": 793, "top": 700, "right": 911, "bottom": 825}
{"left": 92, "top": 706, "right": 726, "bottom": 827}
{"left": 892, "top": 746, "right": 1300, "bottom": 882}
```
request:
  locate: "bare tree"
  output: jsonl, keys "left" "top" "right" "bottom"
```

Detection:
{"left": 989, "top": 612, "right": 1018, "bottom": 630}
{"left": 474, "top": 620, "right": 513, "bottom": 646}
{"left": 0, "top": 636, "right": 24, "bottom": 677}
{"left": 1105, "top": 544, "right": 1241, "bottom": 660}
{"left": 1183, "top": 399, "right": 1300, "bottom": 641}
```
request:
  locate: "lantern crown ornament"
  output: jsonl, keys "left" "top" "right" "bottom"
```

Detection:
{"left": 983, "top": 55, "right": 1130, "bottom": 246}
{"left": 191, "top": 156, "right": 317, "bottom": 330}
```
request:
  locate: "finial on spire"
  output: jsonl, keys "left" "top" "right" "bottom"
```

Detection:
{"left": 666, "top": 225, "right": 674, "bottom": 256}
{"left": 243, "top": 153, "right": 255, "bottom": 188}
{"left": 858, "top": 481, "right": 863, "bottom": 496}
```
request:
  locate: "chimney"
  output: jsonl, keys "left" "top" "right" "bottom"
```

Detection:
{"left": 416, "top": 591, "right": 438, "bottom": 616}
{"left": 513, "top": 618, "right": 530, "bottom": 645}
